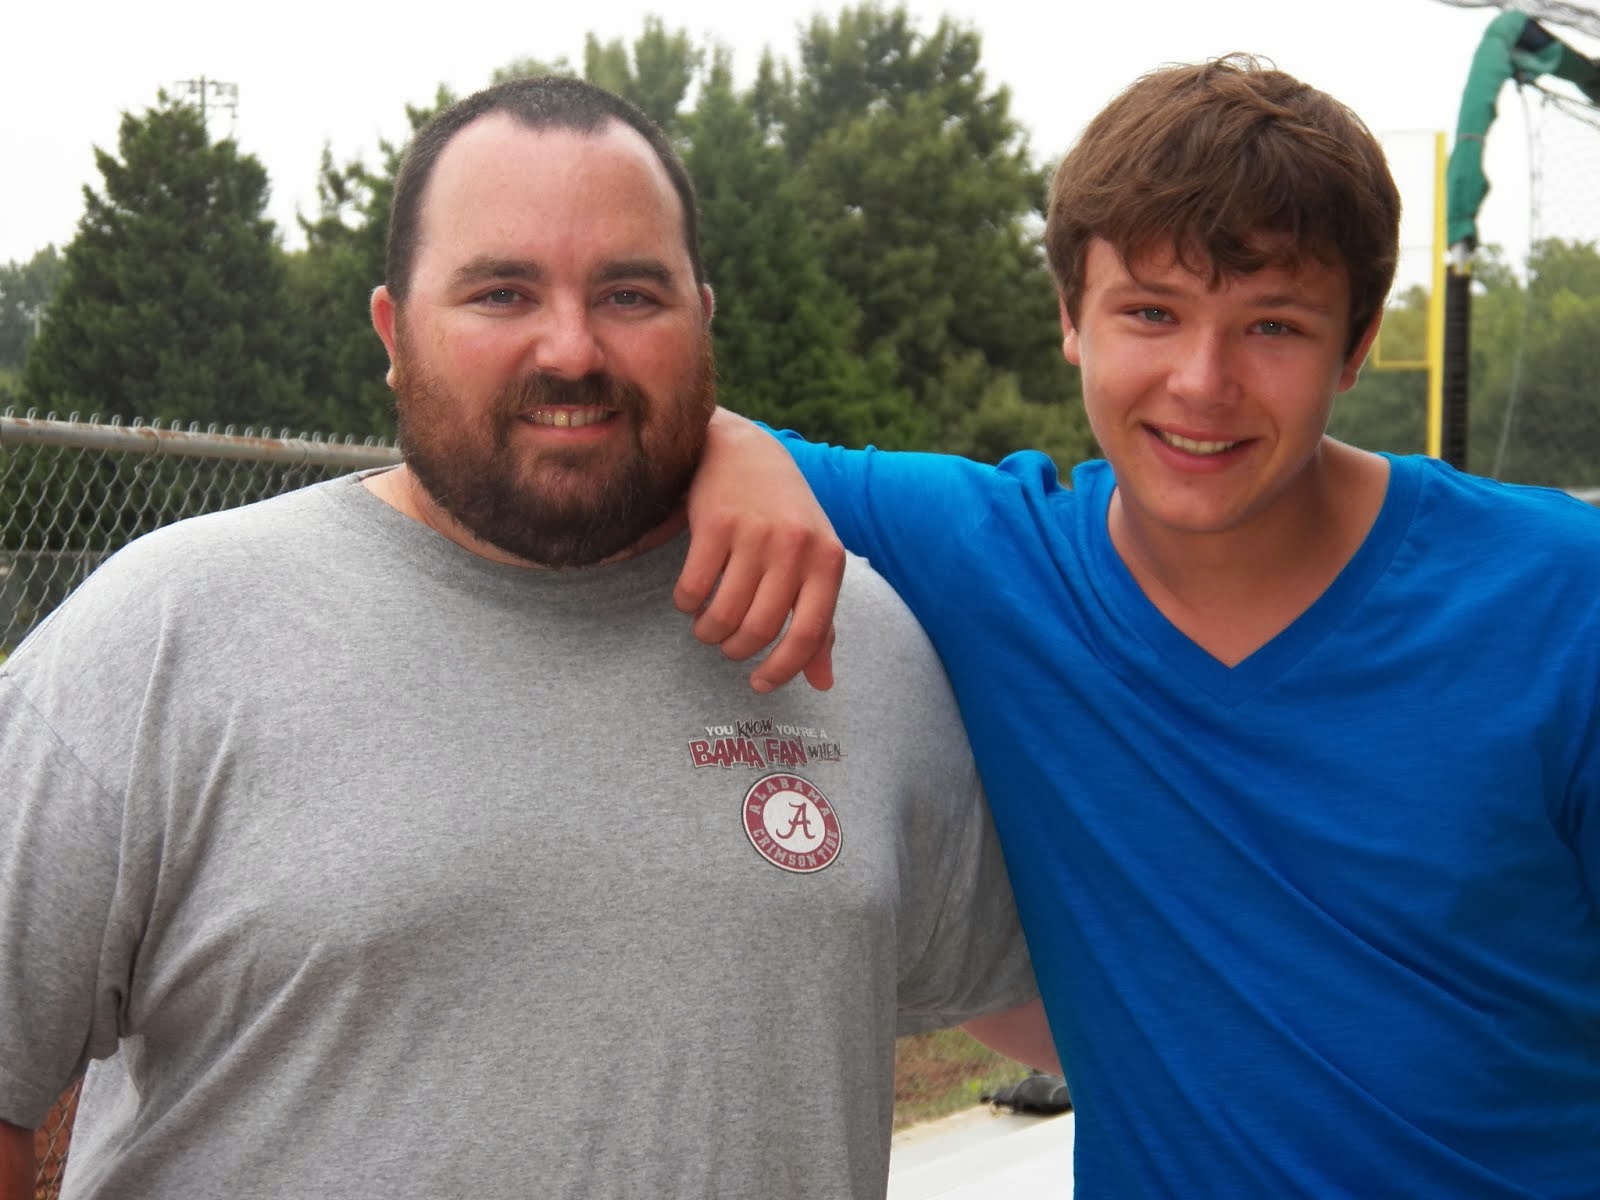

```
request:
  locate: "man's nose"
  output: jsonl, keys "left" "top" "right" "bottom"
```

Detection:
{"left": 1168, "top": 331, "right": 1240, "bottom": 408}
{"left": 529, "top": 300, "right": 605, "bottom": 380}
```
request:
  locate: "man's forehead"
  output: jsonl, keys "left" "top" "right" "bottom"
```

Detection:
{"left": 428, "top": 114, "right": 668, "bottom": 201}
{"left": 1096, "top": 236, "right": 1345, "bottom": 295}
{"left": 415, "top": 114, "right": 688, "bottom": 274}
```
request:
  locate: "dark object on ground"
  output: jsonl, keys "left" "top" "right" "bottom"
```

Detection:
{"left": 982, "top": 1071, "right": 1072, "bottom": 1115}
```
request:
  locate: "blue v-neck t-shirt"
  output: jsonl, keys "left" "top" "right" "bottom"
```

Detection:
{"left": 783, "top": 434, "right": 1600, "bottom": 1198}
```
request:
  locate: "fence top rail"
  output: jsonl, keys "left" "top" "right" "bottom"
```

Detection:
{"left": 0, "top": 411, "right": 402, "bottom": 469}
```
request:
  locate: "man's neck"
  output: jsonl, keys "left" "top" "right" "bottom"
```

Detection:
{"left": 361, "top": 466, "right": 686, "bottom": 569}
{"left": 1108, "top": 441, "right": 1390, "bottom": 667}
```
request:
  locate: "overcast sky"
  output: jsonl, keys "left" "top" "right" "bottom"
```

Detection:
{"left": 7, "top": 0, "right": 1599, "bottom": 276}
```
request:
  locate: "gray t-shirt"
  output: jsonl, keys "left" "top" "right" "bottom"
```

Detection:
{"left": 0, "top": 475, "right": 1035, "bottom": 1200}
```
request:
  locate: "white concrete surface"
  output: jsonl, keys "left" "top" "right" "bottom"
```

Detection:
{"left": 887, "top": 1105, "right": 1075, "bottom": 1198}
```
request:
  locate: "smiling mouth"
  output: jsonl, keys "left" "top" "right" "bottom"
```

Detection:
{"left": 523, "top": 407, "right": 616, "bottom": 429}
{"left": 1154, "top": 429, "right": 1240, "bottom": 456}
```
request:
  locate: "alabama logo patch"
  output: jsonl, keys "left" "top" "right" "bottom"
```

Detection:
{"left": 744, "top": 773, "right": 842, "bottom": 874}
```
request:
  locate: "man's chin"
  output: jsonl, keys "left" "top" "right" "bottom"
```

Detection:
{"left": 402, "top": 436, "right": 697, "bottom": 568}
{"left": 455, "top": 483, "right": 666, "bottom": 568}
{"left": 479, "top": 516, "right": 666, "bottom": 569}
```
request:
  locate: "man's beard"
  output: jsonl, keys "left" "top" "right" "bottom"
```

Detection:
{"left": 392, "top": 336, "right": 717, "bottom": 568}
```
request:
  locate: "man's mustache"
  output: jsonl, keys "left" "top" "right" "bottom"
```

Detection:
{"left": 498, "top": 372, "right": 647, "bottom": 420}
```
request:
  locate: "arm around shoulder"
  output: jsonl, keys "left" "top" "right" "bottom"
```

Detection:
{"left": 681, "top": 408, "right": 997, "bottom": 689}
{"left": 679, "top": 408, "right": 845, "bottom": 692}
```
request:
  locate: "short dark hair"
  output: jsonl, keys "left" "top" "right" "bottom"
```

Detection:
{"left": 1045, "top": 54, "right": 1401, "bottom": 356}
{"left": 385, "top": 76, "right": 703, "bottom": 302}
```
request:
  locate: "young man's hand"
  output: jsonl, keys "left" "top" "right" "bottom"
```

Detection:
{"left": 679, "top": 409, "right": 844, "bottom": 692}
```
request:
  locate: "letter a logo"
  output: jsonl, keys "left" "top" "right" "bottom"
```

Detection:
{"left": 777, "top": 803, "right": 815, "bottom": 840}
{"left": 743, "top": 773, "right": 843, "bottom": 874}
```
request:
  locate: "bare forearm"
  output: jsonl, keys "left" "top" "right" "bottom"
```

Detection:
{"left": 961, "top": 996, "right": 1062, "bottom": 1075}
{"left": 0, "top": 1120, "right": 35, "bottom": 1200}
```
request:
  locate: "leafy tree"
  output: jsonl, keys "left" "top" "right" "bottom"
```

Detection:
{"left": 1331, "top": 368, "right": 1428, "bottom": 457}
{"left": 498, "top": 21, "right": 700, "bottom": 133}
{"left": 1469, "top": 238, "right": 1600, "bottom": 486}
{"left": 0, "top": 245, "right": 66, "bottom": 374}
{"left": 583, "top": 18, "right": 702, "bottom": 133}
{"left": 686, "top": 51, "right": 915, "bottom": 446}
{"left": 1329, "top": 242, "right": 1600, "bottom": 489}
{"left": 284, "top": 148, "right": 397, "bottom": 436}
{"left": 281, "top": 90, "right": 456, "bottom": 437}
{"left": 1330, "top": 284, "right": 1430, "bottom": 456}
{"left": 762, "top": 3, "right": 1071, "bottom": 448}
{"left": 23, "top": 96, "right": 302, "bottom": 429}
{"left": 942, "top": 370, "right": 1096, "bottom": 468}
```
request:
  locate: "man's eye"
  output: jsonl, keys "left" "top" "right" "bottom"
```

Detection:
{"left": 609, "top": 290, "right": 649, "bottom": 307}
{"left": 481, "top": 288, "right": 520, "bottom": 306}
{"left": 1256, "top": 320, "right": 1294, "bottom": 336}
{"left": 1135, "top": 308, "right": 1170, "bottom": 323}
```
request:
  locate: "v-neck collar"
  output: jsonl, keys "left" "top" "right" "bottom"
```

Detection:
{"left": 1076, "top": 453, "right": 1421, "bottom": 706}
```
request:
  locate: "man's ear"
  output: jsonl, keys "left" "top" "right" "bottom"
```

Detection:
{"left": 700, "top": 282, "right": 715, "bottom": 324}
{"left": 1059, "top": 295, "right": 1082, "bottom": 367}
{"left": 1337, "top": 309, "right": 1384, "bottom": 393}
{"left": 371, "top": 286, "right": 400, "bottom": 389}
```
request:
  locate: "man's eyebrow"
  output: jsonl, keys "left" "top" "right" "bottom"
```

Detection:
{"left": 1109, "top": 278, "right": 1335, "bottom": 315}
{"left": 1110, "top": 277, "right": 1183, "bottom": 297}
{"left": 448, "top": 257, "right": 544, "bottom": 289}
{"left": 593, "top": 259, "right": 676, "bottom": 287}
{"left": 1247, "top": 291, "right": 1336, "bottom": 315}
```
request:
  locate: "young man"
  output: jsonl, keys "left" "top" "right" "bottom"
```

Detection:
{"left": 687, "top": 55, "right": 1600, "bottom": 1196}
{"left": 0, "top": 78, "right": 1047, "bottom": 1199}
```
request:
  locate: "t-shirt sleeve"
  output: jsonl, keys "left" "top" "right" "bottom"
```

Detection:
{"left": 0, "top": 673, "right": 133, "bottom": 1128}
{"left": 892, "top": 748, "right": 1038, "bottom": 1036}
{"left": 889, "top": 700, "right": 1036, "bottom": 1036}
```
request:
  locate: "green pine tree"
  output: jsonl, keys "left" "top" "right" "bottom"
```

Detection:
{"left": 1470, "top": 238, "right": 1600, "bottom": 486}
{"left": 282, "top": 89, "right": 459, "bottom": 439}
{"left": 24, "top": 95, "right": 303, "bottom": 430}
{"left": 768, "top": 4, "right": 1083, "bottom": 454}
{"left": 583, "top": 18, "right": 701, "bottom": 134}
{"left": 686, "top": 52, "right": 917, "bottom": 447}
{"left": 284, "top": 147, "right": 397, "bottom": 437}
{"left": 0, "top": 245, "right": 66, "bottom": 377}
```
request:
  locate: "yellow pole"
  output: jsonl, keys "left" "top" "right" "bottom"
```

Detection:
{"left": 1426, "top": 131, "right": 1447, "bottom": 458}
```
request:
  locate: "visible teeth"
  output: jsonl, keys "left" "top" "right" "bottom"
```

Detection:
{"left": 1159, "top": 431, "right": 1238, "bottom": 455}
{"left": 528, "top": 408, "right": 610, "bottom": 429}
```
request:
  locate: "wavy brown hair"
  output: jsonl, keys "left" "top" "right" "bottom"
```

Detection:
{"left": 1045, "top": 54, "right": 1400, "bottom": 356}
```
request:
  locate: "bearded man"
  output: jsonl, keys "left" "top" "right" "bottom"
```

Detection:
{"left": 0, "top": 78, "right": 1051, "bottom": 1200}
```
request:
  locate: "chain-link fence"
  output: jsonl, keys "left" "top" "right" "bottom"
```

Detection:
{"left": 34, "top": 1087, "right": 79, "bottom": 1200}
{"left": 3, "top": 410, "right": 399, "bottom": 1197}
{"left": 4, "top": 410, "right": 400, "bottom": 1198}
{"left": 0, "top": 410, "right": 400, "bottom": 656}
{"left": 1468, "top": 84, "right": 1600, "bottom": 489}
